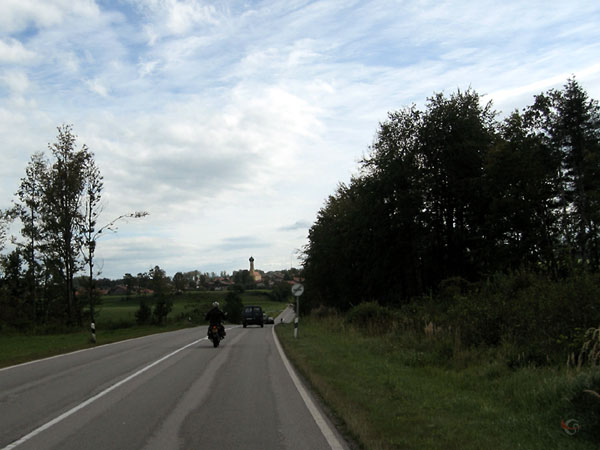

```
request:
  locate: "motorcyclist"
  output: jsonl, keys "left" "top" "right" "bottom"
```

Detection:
{"left": 205, "top": 301, "right": 226, "bottom": 338}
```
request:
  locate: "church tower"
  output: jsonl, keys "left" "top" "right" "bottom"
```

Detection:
{"left": 249, "top": 256, "right": 262, "bottom": 283}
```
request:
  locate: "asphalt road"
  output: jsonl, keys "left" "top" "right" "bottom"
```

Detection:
{"left": 0, "top": 307, "right": 349, "bottom": 450}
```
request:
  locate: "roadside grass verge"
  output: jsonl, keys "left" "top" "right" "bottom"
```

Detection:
{"left": 275, "top": 317, "right": 600, "bottom": 450}
{"left": 0, "top": 324, "right": 188, "bottom": 369}
{"left": 0, "top": 290, "right": 287, "bottom": 369}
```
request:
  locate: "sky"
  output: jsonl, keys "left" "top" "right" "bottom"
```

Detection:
{"left": 1, "top": 0, "right": 599, "bottom": 279}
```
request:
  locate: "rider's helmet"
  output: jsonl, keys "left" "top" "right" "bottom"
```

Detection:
{"left": 213, "top": 301, "right": 219, "bottom": 308}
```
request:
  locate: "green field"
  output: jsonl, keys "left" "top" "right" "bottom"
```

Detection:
{"left": 93, "top": 290, "right": 286, "bottom": 326}
{"left": 0, "top": 290, "right": 288, "bottom": 368}
{"left": 275, "top": 316, "right": 600, "bottom": 450}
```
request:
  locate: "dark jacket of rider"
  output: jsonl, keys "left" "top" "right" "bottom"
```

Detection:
{"left": 205, "top": 305, "right": 226, "bottom": 337}
{"left": 205, "top": 306, "right": 226, "bottom": 325}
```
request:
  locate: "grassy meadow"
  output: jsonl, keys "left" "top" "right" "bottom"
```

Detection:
{"left": 5, "top": 287, "right": 599, "bottom": 450}
{"left": 275, "top": 316, "right": 600, "bottom": 450}
{"left": 94, "top": 290, "right": 285, "bottom": 328}
{"left": 0, "top": 289, "right": 287, "bottom": 368}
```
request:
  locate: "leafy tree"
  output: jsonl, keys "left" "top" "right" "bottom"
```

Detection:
{"left": 149, "top": 265, "right": 172, "bottom": 324}
{"left": 303, "top": 82, "right": 600, "bottom": 310}
{"left": 153, "top": 298, "right": 172, "bottom": 325}
{"left": 305, "top": 89, "right": 499, "bottom": 309}
{"left": 173, "top": 272, "right": 186, "bottom": 292}
{"left": 137, "top": 272, "right": 150, "bottom": 293}
{"left": 13, "top": 152, "right": 47, "bottom": 323}
{"left": 0, "top": 250, "right": 27, "bottom": 329}
{"left": 123, "top": 273, "right": 135, "bottom": 296}
{"left": 270, "top": 282, "right": 293, "bottom": 303}
{"left": 532, "top": 78, "right": 600, "bottom": 269}
{"left": 232, "top": 269, "right": 253, "bottom": 290}
{"left": 41, "top": 125, "right": 91, "bottom": 326}
{"left": 8, "top": 125, "right": 149, "bottom": 329}
{"left": 135, "top": 299, "right": 152, "bottom": 325}
{"left": 149, "top": 265, "right": 170, "bottom": 295}
{"left": 223, "top": 291, "right": 243, "bottom": 323}
{"left": 81, "top": 153, "right": 103, "bottom": 326}
{"left": 485, "top": 110, "right": 562, "bottom": 274}
{"left": 304, "top": 180, "right": 369, "bottom": 309}
{"left": 417, "top": 89, "right": 497, "bottom": 284}
{"left": 359, "top": 105, "right": 428, "bottom": 301}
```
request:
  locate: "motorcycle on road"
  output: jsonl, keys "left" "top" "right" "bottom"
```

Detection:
{"left": 208, "top": 324, "right": 223, "bottom": 347}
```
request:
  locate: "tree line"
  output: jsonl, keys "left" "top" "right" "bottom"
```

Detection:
{"left": 303, "top": 78, "right": 600, "bottom": 311}
{"left": 0, "top": 125, "right": 146, "bottom": 331}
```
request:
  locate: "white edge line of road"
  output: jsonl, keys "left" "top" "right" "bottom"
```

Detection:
{"left": 0, "top": 326, "right": 243, "bottom": 373}
{"left": 1, "top": 327, "right": 241, "bottom": 450}
{"left": 272, "top": 322, "right": 345, "bottom": 450}
{"left": 0, "top": 329, "right": 194, "bottom": 373}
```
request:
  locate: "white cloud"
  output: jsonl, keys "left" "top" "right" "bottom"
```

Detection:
{"left": 0, "top": 38, "right": 36, "bottom": 64}
{"left": 0, "top": 70, "right": 30, "bottom": 94}
{"left": 132, "top": 0, "right": 221, "bottom": 42}
{"left": 165, "top": 0, "right": 219, "bottom": 34}
{"left": 485, "top": 63, "right": 600, "bottom": 109}
{"left": 86, "top": 78, "right": 109, "bottom": 97}
{"left": 1, "top": 0, "right": 600, "bottom": 277}
{"left": 0, "top": 0, "right": 100, "bottom": 33}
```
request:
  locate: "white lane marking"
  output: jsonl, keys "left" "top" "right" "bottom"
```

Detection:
{"left": 0, "top": 326, "right": 242, "bottom": 373}
{"left": 0, "top": 328, "right": 199, "bottom": 373}
{"left": 272, "top": 322, "right": 345, "bottom": 450}
{"left": 2, "top": 333, "right": 215, "bottom": 450}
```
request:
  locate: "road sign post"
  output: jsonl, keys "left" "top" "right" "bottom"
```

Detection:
{"left": 291, "top": 283, "right": 304, "bottom": 339}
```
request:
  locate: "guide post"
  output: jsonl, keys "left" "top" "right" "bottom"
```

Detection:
{"left": 291, "top": 283, "right": 304, "bottom": 339}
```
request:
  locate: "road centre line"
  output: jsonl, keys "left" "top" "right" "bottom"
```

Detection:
{"left": 1, "top": 332, "right": 220, "bottom": 450}
{"left": 272, "top": 323, "right": 345, "bottom": 450}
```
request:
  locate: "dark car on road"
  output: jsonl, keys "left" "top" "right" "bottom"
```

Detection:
{"left": 243, "top": 305, "right": 264, "bottom": 328}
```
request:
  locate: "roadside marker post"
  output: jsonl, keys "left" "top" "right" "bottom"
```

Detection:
{"left": 291, "top": 283, "right": 304, "bottom": 339}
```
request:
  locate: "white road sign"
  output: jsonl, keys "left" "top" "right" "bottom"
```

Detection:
{"left": 291, "top": 283, "right": 304, "bottom": 297}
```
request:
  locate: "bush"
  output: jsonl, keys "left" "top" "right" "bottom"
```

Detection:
{"left": 345, "top": 302, "right": 394, "bottom": 334}
{"left": 223, "top": 291, "right": 243, "bottom": 323}
{"left": 135, "top": 299, "right": 151, "bottom": 325}
{"left": 269, "top": 282, "right": 292, "bottom": 303}
{"left": 152, "top": 297, "right": 173, "bottom": 325}
{"left": 180, "top": 302, "right": 211, "bottom": 324}
{"left": 385, "top": 271, "right": 600, "bottom": 366}
{"left": 310, "top": 305, "right": 338, "bottom": 319}
{"left": 576, "top": 327, "right": 600, "bottom": 367}
{"left": 437, "top": 271, "right": 600, "bottom": 364}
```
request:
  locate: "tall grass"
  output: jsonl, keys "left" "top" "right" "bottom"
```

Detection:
{"left": 276, "top": 315, "right": 600, "bottom": 449}
{"left": 576, "top": 327, "right": 600, "bottom": 367}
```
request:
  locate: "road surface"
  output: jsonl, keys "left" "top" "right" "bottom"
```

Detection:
{"left": 0, "top": 307, "right": 349, "bottom": 450}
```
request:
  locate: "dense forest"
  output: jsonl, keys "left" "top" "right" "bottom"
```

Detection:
{"left": 302, "top": 79, "right": 600, "bottom": 361}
